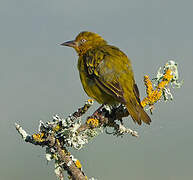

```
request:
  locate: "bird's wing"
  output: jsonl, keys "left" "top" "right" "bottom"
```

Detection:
{"left": 133, "top": 83, "right": 141, "bottom": 104}
{"left": 94, "top": 74, "right": 125, "bottom": 103}
{"left": 84, "top": 46, "right": 134, "bottom": 103}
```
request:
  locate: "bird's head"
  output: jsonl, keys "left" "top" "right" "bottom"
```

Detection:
{"left": 61, "top": 31, "right": 107, "bottom": 56}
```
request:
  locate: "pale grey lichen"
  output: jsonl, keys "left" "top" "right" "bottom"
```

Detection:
{"left": 54, "top": 161, "right": 64, "bottom": 180}
{"left": 46, "top": 147, "right": 53, "bottom": 161}
{"left": 46, "top": 147, "right": 56, "bottom": 162}
{"left": 67, "top": 160, "right": 72, "bottom": 167}
{"left": 63, "top": 125, "right": 102, "bottom": 150}
{"left": 114, "top": 124, "right": 138, "bottom": 137}
{"left": 39, "top": 114, "right": 102, "bottom": 150}
{"left": 164, "top": 60, "right": 183, "bottom": 88}
{"left": 153, "top": 60, "right": 183, "bottom": 101}
{"left": 15, "top": 123, "right": 30, "bottom": 141}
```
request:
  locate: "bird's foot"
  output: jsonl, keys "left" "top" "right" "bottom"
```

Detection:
{"left": 86, "top": 104, "right": 106, "bottom": 128}
{"left": 92, "top": 104, "right": 105, "bottom": 118}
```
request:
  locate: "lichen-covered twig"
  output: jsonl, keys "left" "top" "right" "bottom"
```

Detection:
{"left": 15, "top": 100, "right": 136, "bottom": 180}
{"left": 141, "top": 60, "right": 183, "bottom": 113}
{"left": 15, "top": 123, "right": 86, "bottom": 180}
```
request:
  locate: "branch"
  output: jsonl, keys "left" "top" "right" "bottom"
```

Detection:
{"left": 15, "top": 60, "right": 182, "bottom": 180}
{"left": 15, "top": 123, "right": 85, "bottom": 180}
{"left": 15, "top": 100, "right": 138, "bottom": 180}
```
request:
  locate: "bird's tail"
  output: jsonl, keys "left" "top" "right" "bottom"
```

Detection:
{"left": 125, "top": 98, "right": 151, "bottom": 125}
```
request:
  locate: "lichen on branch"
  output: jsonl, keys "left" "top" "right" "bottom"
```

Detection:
{"left": 15, "top": 99, "right": 138, "bottom": 180}
{"left": 15, "top": 60, "right": 182, "bottom": 180}
{"left": 141, "top": 60, "right": 183, "bottom": 112}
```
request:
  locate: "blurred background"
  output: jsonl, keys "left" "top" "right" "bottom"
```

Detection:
{"left": 0, "top": 0, "right": 193, "bottom": 179}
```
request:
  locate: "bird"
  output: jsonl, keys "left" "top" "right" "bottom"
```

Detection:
{"left": 61, "top": 31, "right": 151, "bottom": 125}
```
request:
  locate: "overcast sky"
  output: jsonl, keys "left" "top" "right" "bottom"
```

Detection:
{"left": 0, "top": 0, "right": 193, "bottom": 180}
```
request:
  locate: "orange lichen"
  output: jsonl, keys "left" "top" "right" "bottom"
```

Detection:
{"left": 53, "top": 124, "right": 61, "bottom": 132}
{"left": 86, "top": 118, "right": 99, "bottom": 128}
{"left": 75, "top": 159, "right": 82, "bottom": 169}
{"left": 141, "top": 69, "right": 173, "bottom": 108}
{"left": 144, "top": 75, "right": 153, "bottom": 96}
{"left": 68, "top": 175, "right": 73, "bottom": 179}
{"left": 32, "top": 132, "right": 45, "bottom": 142}
{"left": 87, "top": 99, "right": 94, "bottom": 104}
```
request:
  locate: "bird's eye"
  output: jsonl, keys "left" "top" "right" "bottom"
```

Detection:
{"left": 81, "top": 39, "right": 87, "bottom": 43}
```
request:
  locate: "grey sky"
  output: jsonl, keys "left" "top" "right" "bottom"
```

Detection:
{"left": 0, "top": 0, "right": 193, "bottom": 179}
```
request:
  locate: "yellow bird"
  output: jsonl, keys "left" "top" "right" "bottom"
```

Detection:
{"left": 61, "top": 31, "right": 151, "bottom": 125}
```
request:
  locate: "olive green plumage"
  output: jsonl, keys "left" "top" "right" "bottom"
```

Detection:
{"left": 61, "top": 31, "right": 151, "bottom": 125}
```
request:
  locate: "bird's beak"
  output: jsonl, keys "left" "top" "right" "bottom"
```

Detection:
{"left": 60, "top": 40, "right": 77, "bottom": 47}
